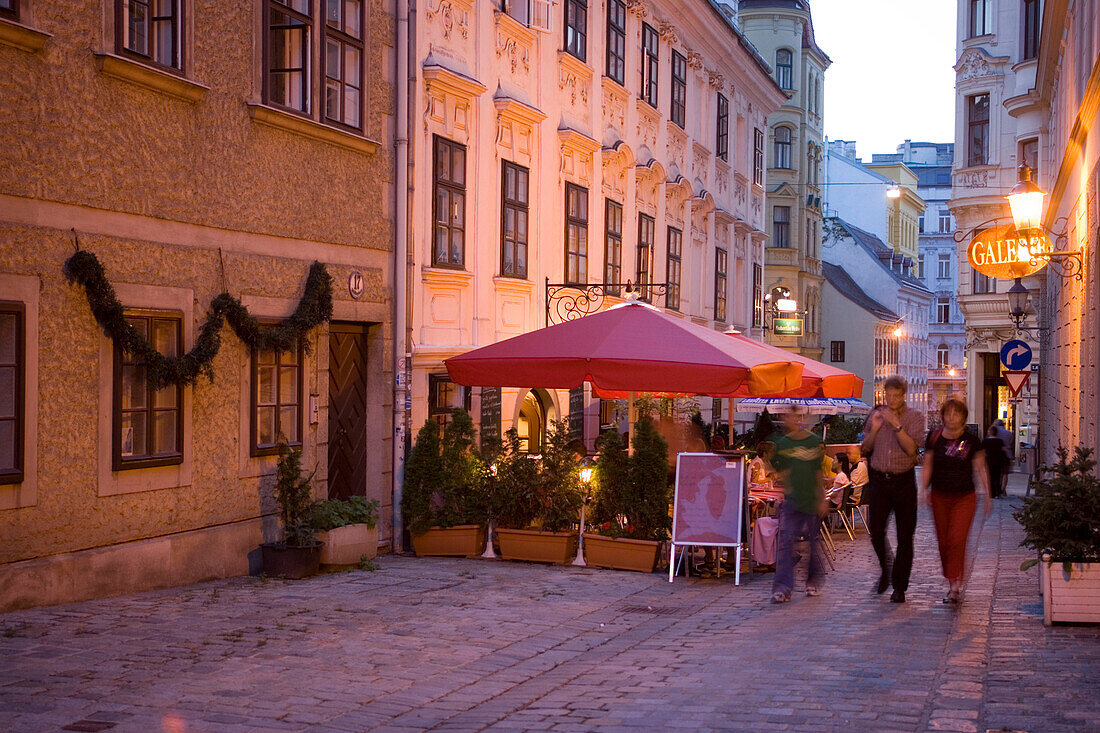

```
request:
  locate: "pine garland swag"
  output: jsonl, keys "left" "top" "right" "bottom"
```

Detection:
{"left": 64, "top": 250, "right": 334, "bottom": 390}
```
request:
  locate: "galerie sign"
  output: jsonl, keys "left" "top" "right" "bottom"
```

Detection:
{"left": 966, "top": 224, "right": 1050, "bottom": 279}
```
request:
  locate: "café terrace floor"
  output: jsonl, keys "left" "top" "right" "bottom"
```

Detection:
{"left": 2, "top": 474, "right": 1099, "bottom": 733}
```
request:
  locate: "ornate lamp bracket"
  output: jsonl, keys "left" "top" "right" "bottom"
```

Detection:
{"left": 545, "top": 278, "right": 668, "bottom": 325}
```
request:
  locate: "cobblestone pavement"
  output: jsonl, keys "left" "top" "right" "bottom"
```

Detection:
{"left": 3, "top": 476, "right": 1099, "bottom": 733}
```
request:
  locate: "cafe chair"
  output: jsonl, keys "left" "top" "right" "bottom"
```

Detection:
{"left": 826, "top": 482, "right": 856, "bottom": 541}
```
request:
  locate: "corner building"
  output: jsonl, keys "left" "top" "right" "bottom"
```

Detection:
{"left": 739, "top": 0, "right": 831, "bottom": 360}
{"left": 0, "top": 0, "right": 395, "bottom": 611}
{"left": 407, "top": 0, "right": 785, "bottom": 449}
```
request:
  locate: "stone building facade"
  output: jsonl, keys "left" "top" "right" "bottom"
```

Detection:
{"left": 948, "top": 0, "right": 1042, "bottom": 442}
{"left": 405, "top": 0, "right": 785, "bottom": 450}
{"left": 1031, "top": 0, "right": 1099, "bottom": 464}
{"left": 0, "top": 0, "right": 396, "bottom": 611}
{"left": 739, "top": 0, "right": 831, "bottom": 360}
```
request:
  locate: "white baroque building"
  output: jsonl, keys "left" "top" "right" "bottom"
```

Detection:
{"left": 405, "top": 0, "right": 785, "bottom": 453}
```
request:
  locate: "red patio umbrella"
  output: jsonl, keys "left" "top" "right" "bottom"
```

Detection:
{"left": 444, "top": 301, "right": 806, "bottom": 397}
{"left": 722, "top": 333, "right": 864, "bottom": 399}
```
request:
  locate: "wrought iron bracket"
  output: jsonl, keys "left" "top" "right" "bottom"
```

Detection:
{"left": 954, "top": 217, "right": 1084, "bottom": 282}
{"left": 545, "top": 279, "right": 668, "bottom": 325}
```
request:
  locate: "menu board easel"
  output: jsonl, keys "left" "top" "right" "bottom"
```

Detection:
{"left": 669, "top": 452, "right": 748, "bottom": 585}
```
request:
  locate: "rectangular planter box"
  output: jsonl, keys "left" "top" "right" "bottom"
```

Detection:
{"left": 497, "top": 528, "right": 577, "bottom": 564}
{"left": 583, "top": 533, "right": 661, "bottom": 572}
{"left": 316, "top": 524, "right": 379, "bottom": 566}
{"left": 411, "top": 525, "right": 486, "bottom": 558}
{"left": 1041, "top": 560, "right": 1100, "bottom": 625}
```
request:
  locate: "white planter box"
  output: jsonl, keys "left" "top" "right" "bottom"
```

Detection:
{"left": 1041, "top": 558, "right": 1100, "bottom": 625}
{"left": 316, "top": 524, "right": 379, "bottom": 566}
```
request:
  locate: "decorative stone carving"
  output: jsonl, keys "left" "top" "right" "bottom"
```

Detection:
{"left": 426, "top": 0, "right": 470, "bottom": 41}
{"left": 659, "top": 21, "right": 679, "bottom": 45}
{"left": 692, "top": 143, "right": 710, "bottom": 185}
{"left": 686, "top": 50, "right": 704, "bottom": 71}
{"left": 626, "top": 0, "right": 647, "bottom": 17}
{"left": 708, "top": 69, "right": 725, "bottom": 89}
{"left": 736, "top": 179, "right": 747, "bottom": 208}
{"left": 955, "top": 48, "right": 999, "bottom": 81}
{"left": 956, "top": 168, "right": 991, "bottom": 188}
{"left": 560, "top": 69, "right": 589, "bottom": 106}
{"left": 666, "top": 123, "right": 687, "bottom": 169}
{"left": 636, "top": 101, "right": 659, "bottom": 149}
{"left": 602, "top": 79, "right": 627, "bottom": 131}
{"left": 496, "top": 32, "right": 530, "bottom": 75}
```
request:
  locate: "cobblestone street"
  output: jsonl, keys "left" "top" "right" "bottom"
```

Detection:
{"left": 3, "top": 478, "right": 1099, "bottom": 733}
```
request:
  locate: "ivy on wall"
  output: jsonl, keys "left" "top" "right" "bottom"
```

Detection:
{"left": 64, "top": 249, "right": 334, "bottom": 390}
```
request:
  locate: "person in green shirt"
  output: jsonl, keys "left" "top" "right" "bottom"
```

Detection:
{"left": 771, "top": 408, "right": 826, "bottom": 603}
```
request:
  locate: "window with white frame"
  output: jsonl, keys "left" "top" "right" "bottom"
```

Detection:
{"left": 773, "top": 126, "right": 791, "bottom": 169}
{"left": 937, "top": 344, "right": 950, "bottom": 369}
{"left": 775, "top": 48, "right": 792, "bottom": 89}
{"left": 937, "top": 297, "right": 951, "bottom": 324}
{"left": 969, "top": 0, "right": 993, "bottom": 37}
{"left": 937, "top": 254, "right": 951, "bottom": 279}
{"left": 939, "top": 209, "right": 953, "bottom": 232}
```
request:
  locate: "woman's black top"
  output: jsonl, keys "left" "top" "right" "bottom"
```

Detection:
{"left": 926, "top": 428, "right": 983, "bottom": 494}
{"left": 982, "top": 436, "right": 1006, "bottom": 469}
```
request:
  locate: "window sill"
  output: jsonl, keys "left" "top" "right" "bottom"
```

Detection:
{"left": 422, "top": 266, "right": 473, "bottom": 287}
{"left": 247, "top": 103, "right": 380, "bottom": 156}
{"left": 0, "top": 16, "right": 51, "bottom": 53}
{"left": 94, "top": 52, "right": 206, "bottom": 103}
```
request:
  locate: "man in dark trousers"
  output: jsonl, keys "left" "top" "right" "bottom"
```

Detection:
{"left": 861, "top": 375, "right": 925, "bottom": 603}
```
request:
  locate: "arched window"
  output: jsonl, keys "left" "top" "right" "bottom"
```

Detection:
{"left": 937, "top": 344, "right": 950, "bottom": 370}
{"left": 774, "top": 126, "right": 791, "bottom": 169}
{"left": 775, "top": 48, "right": 793, "bottom": 89}
{"left": 517, "top": 390, "right": 547, "bottom": 454}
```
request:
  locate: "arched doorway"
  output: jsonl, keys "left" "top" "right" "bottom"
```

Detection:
{"left": 517, "top": 390, "right": 548, "bottom": 454}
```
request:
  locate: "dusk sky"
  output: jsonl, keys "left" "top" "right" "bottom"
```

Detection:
{"left": 811, "top": 0, "right": 958, "bottom": 160}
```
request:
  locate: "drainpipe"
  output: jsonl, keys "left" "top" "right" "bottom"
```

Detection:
{"left": 392, "top": 0, "right": 410, "bottom": 553}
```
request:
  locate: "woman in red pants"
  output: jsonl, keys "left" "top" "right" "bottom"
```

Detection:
{"left": 919, "top": 398, "right": 993, "bottom": 604}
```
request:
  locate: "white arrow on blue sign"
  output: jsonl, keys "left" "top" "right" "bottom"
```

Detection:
{"left": 1000, "top": 339, "right": 1033, "bottom": 370}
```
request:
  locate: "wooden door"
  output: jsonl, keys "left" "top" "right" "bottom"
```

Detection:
{"left": 328, "top": 323, "right": 369, "bottom": 500}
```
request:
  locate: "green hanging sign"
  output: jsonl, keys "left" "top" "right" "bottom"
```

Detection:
{"left": 773, "top": 318, "right": 803, "bottom": 336}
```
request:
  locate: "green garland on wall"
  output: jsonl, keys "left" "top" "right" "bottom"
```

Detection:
{"left": 64, "top": 249, "right": 334, "bottom": 389}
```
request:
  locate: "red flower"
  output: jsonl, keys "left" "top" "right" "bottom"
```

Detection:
{"left": 601, "top": 522, "right": 611, "bottom": 529}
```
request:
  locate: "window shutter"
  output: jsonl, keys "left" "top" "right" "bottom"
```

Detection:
{"left": 531, "top": 0, "right": 553, "bottom": 31}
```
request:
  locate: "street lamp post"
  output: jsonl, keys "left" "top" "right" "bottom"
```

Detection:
{"left": 572, "top": 463, "right": 594, "bottom": 567}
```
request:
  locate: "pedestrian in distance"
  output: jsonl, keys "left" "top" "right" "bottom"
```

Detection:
{"left": 982, "top": 425, "right": 1007, "bottom": 498}
{"left": 919, "top": 398, "right": 993, "bottom": 604}
{"left": 993, "top": 418, "right": 1015, "bottom": 496}
{"left": 770, "top": 409, "right": 826, "bottom": 604}
{"left": 860, "top": 375, "right": 924, "bottom": 603}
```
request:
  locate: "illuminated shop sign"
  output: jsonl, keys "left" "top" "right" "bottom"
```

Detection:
{"left": 966, "top": 224, "right": 1050, "bottom": 279}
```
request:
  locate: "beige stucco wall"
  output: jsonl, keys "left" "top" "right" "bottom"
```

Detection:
{"left": 0, "top": 0, "right": 396, "bottom": 611}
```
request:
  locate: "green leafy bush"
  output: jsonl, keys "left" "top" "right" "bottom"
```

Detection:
{"left": 274, "top": 443, "right": 317, "bottom": 547}
{"left": 491, "top": 420, "right": 583, "bottom": 533}
{"left": 402, "top": 410, "right": 488, "bottom": 535}
{"left": 1014, "top": 445, "right": 1100, "bottom": 570}
{"left": 590, "top": 418, "right": 671, "bottom": 542}
{"left": 310, "top": 496, "right": 379, "bottom": 532}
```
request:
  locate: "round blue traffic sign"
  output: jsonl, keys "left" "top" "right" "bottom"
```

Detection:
{"left": 1000, "top": 339, "right": 1033, "bottom": 370}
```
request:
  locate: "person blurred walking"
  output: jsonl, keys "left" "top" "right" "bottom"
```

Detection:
{"left": 982, "top": 426, "right": 1007, "bottom": 498}
{"left": 860, "top": 375, "right": 924, "bottom": 604}
{"left": 771, "top": 409, "right": 826, "bottom": 603}
{"left": 920, "top": 399, "right": 993, "bottom": 604}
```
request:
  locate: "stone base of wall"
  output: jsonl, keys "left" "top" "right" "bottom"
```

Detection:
{"left": 0, "top": 517, "right": 277, "bottom": 613}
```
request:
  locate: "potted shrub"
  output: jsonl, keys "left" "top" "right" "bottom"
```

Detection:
{"left": 260, "top": 443, "right": 323, "bottom": 579}
{"left": 1014, "top": 445, "right": 1100, "bottom": 625}
{"left": 403, "top": 410, "right": 488, "bottom": 557}
{"left": 310, "top": 496, "right": 380, "bottom": 567}
{"left": 496, "top": 420, "right": 583, "bottom": 564}
{"left": 585, "top": 417, "right": 671, "bottom": 572}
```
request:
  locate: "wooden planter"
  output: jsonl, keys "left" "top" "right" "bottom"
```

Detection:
{"left": 411, "top": 525, "right": 486, "bottom": 557}
{"left": 583, "top": 533, "right": 661, "bottom": 573}
{"left": 260, "top": 542, "right": 322, "bottom": 579}
{"left": 497, "top": 528, "right": 577, "bottom": 564}
{"left": 316, "top": 524, "right": 379, "bottom": 566}
{"left": 1040, "top": 557, "right": 1100, "bottom": 625}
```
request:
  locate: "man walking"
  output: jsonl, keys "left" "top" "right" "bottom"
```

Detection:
{"left": 861, "top": 375, "right": 924, "bottom": 603}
